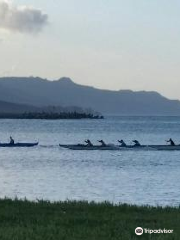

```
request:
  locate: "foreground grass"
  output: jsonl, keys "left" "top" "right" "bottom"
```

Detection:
{"left": 0, "top": 199, "right": 179, "bottom": 240}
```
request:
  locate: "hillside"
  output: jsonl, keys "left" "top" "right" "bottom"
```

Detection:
{"left": 0, "top": 77, "right": 180, "bottom": 115}
{"left": 0, "top": 100, "right": 37, "bottom": 113}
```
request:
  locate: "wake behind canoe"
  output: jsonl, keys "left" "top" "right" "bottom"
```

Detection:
{"left": 0, "top": 142, "right": 38, "bottom": 147}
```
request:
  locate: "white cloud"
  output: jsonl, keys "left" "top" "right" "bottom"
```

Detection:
{"left": 0, "top": 0, "right": 48, "bottom": 34}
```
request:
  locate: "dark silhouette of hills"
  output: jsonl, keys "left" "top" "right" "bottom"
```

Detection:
{"left": 0, "top": 76, "right": 180, "bottom": 115}
{"left": 0, "top": 100, "right": 37, "bottom": 113}
{"left": 0, "top": 100, "right": 102, "bottom": 119}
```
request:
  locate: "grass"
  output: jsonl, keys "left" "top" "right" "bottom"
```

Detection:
{"left": 0, "top": 199, "right": 179, "bottom": 240}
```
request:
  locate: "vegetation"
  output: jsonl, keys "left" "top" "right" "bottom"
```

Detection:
{"left": 0, "top": 199, "right": 179, "bottom": 240}
{"left": 0, "top": 112, "right": 104, "bottom": 120}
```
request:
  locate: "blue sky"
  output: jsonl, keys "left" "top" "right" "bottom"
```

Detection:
{"left": 0, "top": 0, "right": 180, "bottom": 99}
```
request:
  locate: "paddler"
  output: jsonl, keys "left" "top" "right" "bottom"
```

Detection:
{"left": 118, "top": 140, "right": 127, "bottom": 147}
{"left": 85, "top": 139, "right": 93, "bottom": 147}
{"left": 132, "top": 140, "right": 141, "bottom": 146}
{"left": 167, "top": 138, "right": 175, "bottom": 146}
{"left": 10, "top": 136, "right": 14, "bottom": 145}
{"left": 98, "top": 140, "right": 107, "bottom": 147}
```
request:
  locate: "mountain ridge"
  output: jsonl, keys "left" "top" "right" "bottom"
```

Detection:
{"left": 0, "top": 76, "right": 180, "bottom": 115}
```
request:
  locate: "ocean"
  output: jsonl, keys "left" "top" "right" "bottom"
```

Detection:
{"left": 0, "top": 116, "right": 180, "bottom": 206}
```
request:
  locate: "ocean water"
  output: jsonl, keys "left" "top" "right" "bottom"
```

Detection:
{"left": 0, "top": 116, "right": 180, "bottom": 206}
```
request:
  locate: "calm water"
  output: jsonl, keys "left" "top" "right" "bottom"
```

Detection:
{"left": 0, "top": 116, "right": 180, "bottom": 206}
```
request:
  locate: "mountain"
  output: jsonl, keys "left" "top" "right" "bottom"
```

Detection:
{"left": 0, "top": 100, "right": 38, "bottom": 113}
{"left": 0, "top": 76, "right": 180, "bottom": 115}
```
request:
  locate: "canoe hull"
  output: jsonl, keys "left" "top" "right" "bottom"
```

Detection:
{"left": 59, "top": 144, "right": 120, "bottom": 150}
{"left": 0, "top": 142, "right": 38, "bottom": 147}
{"left": 59, "top": 144, "right": 180, "bottom": 151}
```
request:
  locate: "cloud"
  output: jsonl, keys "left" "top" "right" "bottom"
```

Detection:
{"left": 0, "top": 0, "right": 48, "bottom": 34}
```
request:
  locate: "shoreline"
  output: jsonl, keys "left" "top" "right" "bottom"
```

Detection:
{"left": 0, "top": 112, "right": 104, "bottom": 120}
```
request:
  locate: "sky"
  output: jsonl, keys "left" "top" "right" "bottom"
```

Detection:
{"left": 0, "top": 0, "right": 180, "bottom": 99}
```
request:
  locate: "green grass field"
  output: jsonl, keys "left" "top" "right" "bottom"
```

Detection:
{"left": 0, "top": 199, "right": 179, "bottom": 240}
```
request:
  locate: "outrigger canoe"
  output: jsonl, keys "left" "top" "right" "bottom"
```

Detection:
{"left": 0, "top": 142, "right": 38, "bottom": 147}
{"left": 59, "top": 144, "right": 121, "bottom": 150}
{"left": 59, "top": 144, "right": 180, "bottom": 151}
